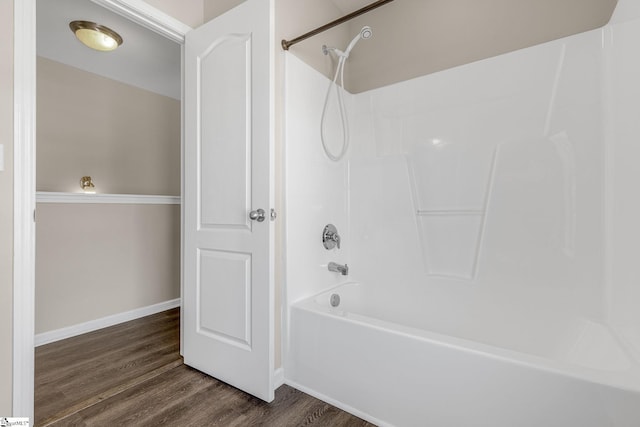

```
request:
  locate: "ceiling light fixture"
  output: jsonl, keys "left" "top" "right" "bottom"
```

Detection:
{"left": 69, "top": 20, "right": 123, "bottom": 52}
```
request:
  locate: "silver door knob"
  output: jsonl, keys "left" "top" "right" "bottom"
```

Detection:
{"left": 249, "top": 208, "right": 266, "bottom": 222}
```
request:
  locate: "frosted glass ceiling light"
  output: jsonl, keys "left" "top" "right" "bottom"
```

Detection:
{"left": 69, "top": 21, "right": 123, "bottom": 52}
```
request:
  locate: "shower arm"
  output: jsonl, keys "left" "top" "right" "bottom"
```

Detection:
{"left": 281, "top": 0, "right": 394, "bottom": 51}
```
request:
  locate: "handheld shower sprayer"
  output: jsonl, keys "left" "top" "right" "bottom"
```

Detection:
{"left": 345, "top": 26, "right": 372, "bottom": 56}
{"left": 320, "top": 26, "right": 373, "bottom": 161}
{"left": 323, "top": 26, "right": 373, "bottom": 59}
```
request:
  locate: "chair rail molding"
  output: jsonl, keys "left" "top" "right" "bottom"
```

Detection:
{"left": 36, "top": 192, "right": 181, "bottom": 205}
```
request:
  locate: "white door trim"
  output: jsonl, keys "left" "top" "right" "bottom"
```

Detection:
{"left": 12, "top": 0, "right": 188, "bottom": 420}
{"left": 13, "top": 0, "right": 36, "bottom": 419}
{"left": 89, "top": 0, "right": 191, "bottom": 43}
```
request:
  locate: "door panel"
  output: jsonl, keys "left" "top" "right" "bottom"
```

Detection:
{"left": 199, "top": 34, "right": 251, "bottom": 229}
{"left": 197, "top": 249, "right": 252, "bottom": 349}
{"left": 183, "top": 0, "right": 274, "bottom": 402}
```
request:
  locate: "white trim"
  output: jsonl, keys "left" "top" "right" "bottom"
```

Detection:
{"left": 35, "top": 299, "right": 181, "bottom": 347}
{"left": 13, "top": 0, "right": 36, "bottom": 421}
{"left": 90, "top": 0, "right": 192, "bottom": 43}
{"left": 13, "top": 0, "right": 188, "bottom": 420}
{"left": 273, "top": 367, "right": 285, "bottom": 389}
{"left": 36, "top": 192, "right": 181, "bottom": 205}
{"left": 284, "top": 379, "right": 391, "bottom": 427}
{"left": 179, "top": 44, "right": 186, "bottom": 357}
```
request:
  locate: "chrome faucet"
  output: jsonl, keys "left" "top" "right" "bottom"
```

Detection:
{"left": 328, "top": 262, "right": 349, "bottom": 276}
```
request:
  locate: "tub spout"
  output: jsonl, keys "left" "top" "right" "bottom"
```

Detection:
{"left": 328, "top": 262, "right": 349, "bottom": 276}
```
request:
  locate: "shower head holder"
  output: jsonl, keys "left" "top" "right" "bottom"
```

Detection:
{"left": 322, "top": 26, "right": 373, "bottom": 59}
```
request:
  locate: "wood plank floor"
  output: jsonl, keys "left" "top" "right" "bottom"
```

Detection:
{"left": 35, "top": 308, "right": 375, "bottom": 427}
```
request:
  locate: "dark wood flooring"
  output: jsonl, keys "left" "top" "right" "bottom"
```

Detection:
{"left": 35, "top": 308, "right": 375, "bottom": 427}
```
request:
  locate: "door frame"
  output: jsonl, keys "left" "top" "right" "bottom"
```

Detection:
{"left": 12, "top": 0, "right": 190, "bottom": 419}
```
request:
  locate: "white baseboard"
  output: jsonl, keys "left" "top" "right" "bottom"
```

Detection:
{"left": 274, "top": 367, "right": 285, "bottom": 389}
{"left": 35, "top": 298, "right": 181, "bottom": 347}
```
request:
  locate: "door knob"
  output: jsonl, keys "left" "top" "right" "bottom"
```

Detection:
{"left": 249, "top": 208, "right": 266, "bottom": 222}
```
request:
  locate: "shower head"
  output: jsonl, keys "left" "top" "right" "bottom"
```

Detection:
{"left": 322, "top": 26, "right": 373, "bottom": 59}
{"left": 360, "top": 26, "right": 373, "bottom": 40}
{"left": 344, "top": 26, "right": 373, "bottom": 56}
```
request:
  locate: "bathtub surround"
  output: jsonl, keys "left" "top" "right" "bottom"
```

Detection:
{"left": 607, "top": 3, "right": 640, "bottom": 367}
{"left": 284, "top": 2, "right": 640, "bottom": 425}
{"left": 284, "top": 53, "right": 351, "bottom": 306}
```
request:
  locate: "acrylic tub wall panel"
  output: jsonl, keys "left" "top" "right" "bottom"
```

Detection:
{"left": 606, "top": 8, "right": 640, "bottom": 363}
{"left": 284, "top": 54, "right": 351, "bottom": 305}
{"left": 407, "top": 139, "right": 495, "bottom": 278}
{"left": 348, "top": 24, "right": 606, "bottom": 324}
{"left": 346, "top": 156, "right": 424, "bottom": 289}
{"left": 283, "top": 26, "right": 608, "bottom": 343}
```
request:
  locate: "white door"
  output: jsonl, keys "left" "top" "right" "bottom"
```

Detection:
{"left": 183, "top": 0, "right": 275, "bottom": 402}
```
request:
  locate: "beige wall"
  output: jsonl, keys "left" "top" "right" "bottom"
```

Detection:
{"left": 345, "top": 0, "right": 617, "bottom": 93}
{"left": 0, "top": 0, "right": 13, "bottom": 415}
{"left": 275, "top": 0, "right": 616, "bottom": 94}
{"left": 37, "top": 57, "right": 181, "bottom": 196}
{"left": 143, "top": 0, "right": 204, "bottom": 28}
{"left": 36, "top": 203, "right": 180, "bottom": 333}
{"left": 277, "top": 0, "right": 351, "bottom": 82}
{"left": 203, "top": 0, "right": 243, "bottom": 22}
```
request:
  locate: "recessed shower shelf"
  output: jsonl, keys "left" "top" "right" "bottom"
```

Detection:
{"left": 415, "top": 208, "right": 486, "bottom": 280}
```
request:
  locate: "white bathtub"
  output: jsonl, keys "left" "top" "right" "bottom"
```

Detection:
{"left": 286, "top": 282, "right": 640, "bottom": 427}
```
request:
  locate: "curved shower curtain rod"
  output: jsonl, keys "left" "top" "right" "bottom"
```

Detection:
{"left": 281, "top": 0, "right": 395, "bottom": 51}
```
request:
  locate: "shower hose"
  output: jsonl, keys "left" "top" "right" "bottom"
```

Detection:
{"left": 320, "top": 54, "right": 349, "bottom": 162}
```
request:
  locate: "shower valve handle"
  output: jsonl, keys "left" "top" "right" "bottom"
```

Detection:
{"left": 323, "top": 224, "right": 341, "bottom": 249}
